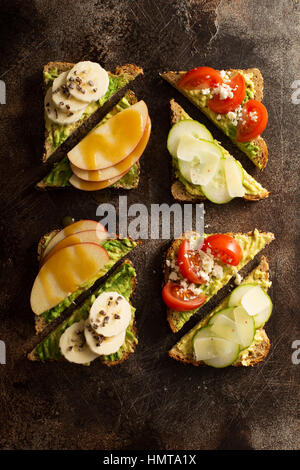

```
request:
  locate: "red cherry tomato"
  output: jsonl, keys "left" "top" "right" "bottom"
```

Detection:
{"left": 202, "top": 234, "right": 242, "bottom": 266}
{"left": 208, "top": 73, "right": 246, "bottom": 114}
{"left": 162, "top": 282, "right": 207, "bottom": 311}
{"left": 177, "top": 66, "right": 223, "bottom": 90}
{"left": 236, "top": 99, "right": 268, "bottom": 142}
{"left": 177, "top": 239, "right": 207, "bottom": 285}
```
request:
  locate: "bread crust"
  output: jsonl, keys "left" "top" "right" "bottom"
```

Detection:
{"left": 163, "top": 232, "right": 274, "bottom": 333}
{"left": 169, "top": 99, "right": 269, "bottom": 202}
{"left": 43, "top": 62, "right": 143, "bottom": 162}
{"left": 161, "top": 68, "right": 268, "bottom": 170}
{"left": 168, "top": 256, "right": 271, "bottom": 367}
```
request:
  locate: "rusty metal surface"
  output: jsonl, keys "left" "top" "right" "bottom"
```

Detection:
{"left": 0, "top": 0, "right": 299, "bottom": 450}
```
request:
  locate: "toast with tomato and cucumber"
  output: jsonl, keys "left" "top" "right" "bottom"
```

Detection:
{"left": 31, "top": 219, "right": 138, "bottom": 333}
{"left": 28, "top": 260, "right": 138, "bottom": 366}
{"left": 161, "top": 67, "right": 268, "bottom": 169}
{"left": 168, "top": 99, "right": 269, "bottom": 203}
{"left": 169, "top": 256, "right": 272, "bottom": 368}
{"left": 162, "top": 229, "right": 274, "bottom": 333}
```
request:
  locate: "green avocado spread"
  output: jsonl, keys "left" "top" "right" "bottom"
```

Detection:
{"left": 44, "top": 67, "right": 130, "bottom": 153}
{"left": 40, "top": 237, "right": 137, "bottom": 325}
{"left": 180, "top": 71, "right": 261, "bottom": 166}
{"left": 168, "top": 229, "right": 274, "bottom": 332}
{"left": 40, "top": 94, "right": 140, "bottom": 190}
{"left": 172, "top": 103, "right": 265, "bottom": 199}
{"left": 172, "top": 260, "right": 271, "bottom": 365}
{"left": 34, "top": 262, "right": 137, "bottom": 363}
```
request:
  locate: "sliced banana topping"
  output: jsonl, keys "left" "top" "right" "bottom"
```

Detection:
{"left": 59, "top": 320, "right": 99, "bottom": 364}
{"left": 89, "top": 292, "right": 131, "bottom": 337}
{"left": 84, "top": 321, "right": 126, "bottom": 355}
{"left": 67, "top": 61, "right": 109, "bottom": 103}
{"left": 51, "top": 71, "right": 87, "bottom": 113}
{"left": 44, "top": 88, "right": 85, "bottom": 125}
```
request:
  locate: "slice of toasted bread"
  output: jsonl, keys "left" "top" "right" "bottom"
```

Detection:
{"left": 34, "top": 229, "right": 138, "bottom": 333}
{"left": 28, "top": 260, "right": 138, "bottom": 367}
{"left": 169, "top": 99, "right": 270, "bottom": 202}
{"left": 37, "top": 90, "right": 141, "bottom": 191}
{"left": 169, "top": 256, "right": 271, "bottom": 367}
{"left": 43, "top": 62, "right": 143, "bottom": 162}
{"left": 164, "top": 230, "right": 275, "bottom": 333}
{"left": 160, "top": 68, "right": 268, "bottom": 169}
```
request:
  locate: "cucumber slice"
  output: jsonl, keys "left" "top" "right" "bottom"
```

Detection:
{"left": 167, "top": 120, "right": 213, "bottom": 158}
{"left": 193, "top": 325, "right": 240, "bottom": 368}
{"left": 228, "top": 284, "right": 255, "bottom": 308}
{"left": 233, "top": 306, "right": 255, "bottom": 350}
{"left": 228, "top": 284, "right": 273, "bottom": 328}
{"left": 225, "top": 158, "right": 245, "bottom": 198}
{"left": 209, "top": 312, "right": 240, "bottom": 344}
{"left": 201, "top": 158, "right": 233, "bottom": 204}
{"left": 177, "top": 137, "right": 222, "bottom": 186}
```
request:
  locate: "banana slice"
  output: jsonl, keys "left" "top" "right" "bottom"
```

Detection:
{"left": 44, "top": 88, "right": 85, "bottom": 125}
{"left": 51, "top": 71, "right": 87, "bottom": 113}
{"left": 89, "top": 292, "right": 131, "bottom": 337}
{"left": 67, "top": 61, "right": 109, "bottom": 103}
{"left": 84, "top": 321, "right": 126, "bottom": 355}
{"left": 59, "top": 320, "right": 99, "bottom": 364}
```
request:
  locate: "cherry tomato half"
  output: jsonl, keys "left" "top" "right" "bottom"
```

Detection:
{"left": 208, "top": 73, "right": 246, "bottom": 114}
{"left": 177, "top": 239, "right": 207, "bottom": 284}
{"left": 236, "top": 99, "right": 268, "bottom": 142}
{"left": 202, "top": 234, "right": 242, "bottom": 266}
{"left": 177, "top": 66, "right": 223, "bottom": 90}
{"left": 162, "top": 282, "right": 207, "bottom": 311}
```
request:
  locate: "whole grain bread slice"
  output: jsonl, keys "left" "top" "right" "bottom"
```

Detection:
{"left": 43, "top": 62, "right": 143, "bottom": 162}
{"left": 28, "top": 259, "right": 138, "bottom": 367}
{"left": 160, "top": 68, "right": 268, "bottom": 169}
{"left": 169, "top": 99, "right": 270, "bottom": 202}
{"left": 169, "top": 256, "right": 271, "bottom": 367}
{"left": 164, "top": 230, "right": 275, "bottom": 332}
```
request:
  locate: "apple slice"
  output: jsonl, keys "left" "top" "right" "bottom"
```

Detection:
{"left": 67, "top": 101, "right": 149, "bottom": 170}
{"left": 31, "top": 243, "right": 110, "bottom": 315}
{"left": 42, "top": 220, "right": 106, "bottom": 259}
{"left": 70, "top": 117, "right": 151, "bottom": 182}
{"left": 69, "top": 171, "right": 127, "bottom": 191}
{"left": 41, "top": 230, "right": 108, "bottom": 265}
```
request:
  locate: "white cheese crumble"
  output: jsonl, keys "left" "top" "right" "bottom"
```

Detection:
{"left": 234, "top": 272, "right": 243, "bottom": 285}
{"left": 201, "top": 88, "right": 210, "bottom": 95}
{"left": 216, "top": 114, "right": 222, "bottom": 120}
{"left": 211, "top": 83, "right": 234, "bottom": 100}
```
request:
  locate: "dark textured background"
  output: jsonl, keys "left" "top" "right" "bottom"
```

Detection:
{"left": 0, "top": 0, "right": 299, "bottom": 450}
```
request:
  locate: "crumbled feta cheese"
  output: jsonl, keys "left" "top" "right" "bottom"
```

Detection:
{"left": 227, "top": 111, "right": 238, "bottom": 126}
{"left": 212, "top": 83, "right": 234, "bottom": 100}
{"left": 201, "top": 88, "right": 210, "bottom": 95}
{"left": 220, "top": 70, "right": 226, "bottom": 78}
{"left": 212, "top": 264, "right": 223, "bottom": 279}
{"left": 216, "top": 114, "right": 222, "bottom": 120}
{"left": 169, "top": 271, "right": 179, "bottom": 281}
{"left": 249, "top": 111, "right": 258, "bottom": 122}
{"left": 234, "top": 272, "right": 243, "bottom": 285}
{"left": 166, "top": 259, "right": 171, "bottom": 267}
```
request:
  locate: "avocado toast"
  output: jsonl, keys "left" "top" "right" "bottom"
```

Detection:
{"left": 32, "top": 220, "right": 138, "bottom": 333}
{"left": 161, "top": 68, "right": 268, "bottom": 169}
{"left": 37, "top": 90, "right": 144, "bottom": 190}
{"left": 43, "top": 62, "right": 143, "bottom": 162}
{"left": 163, "top": 229, "right": 274, "bottom": 333}
{"left": 28, "top": 260, "right": 138, "bottom": 366}
{"left": 169, "top": 99, "right": 269, "bottom": 203}
{"left": 169, "top": 256, "right": 271, "bottom": 367}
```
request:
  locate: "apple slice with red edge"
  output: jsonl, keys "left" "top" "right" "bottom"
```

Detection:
{"left": 70, "top": 117, "right": 151, "bottom": 182}
{"left": 31, "top": 243, "right": 110, "bottom": 315}
{"left": 42, "top": 220, "right": 106, "bottom": 260}
{"left": 69, "top": 171, "right": 128, "bottom": 191}
{"left": 41, "top": 229, "right": 108, "bottom": 265}
{"left": 67, "top": 101, "right": 149, "bottom": 170}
